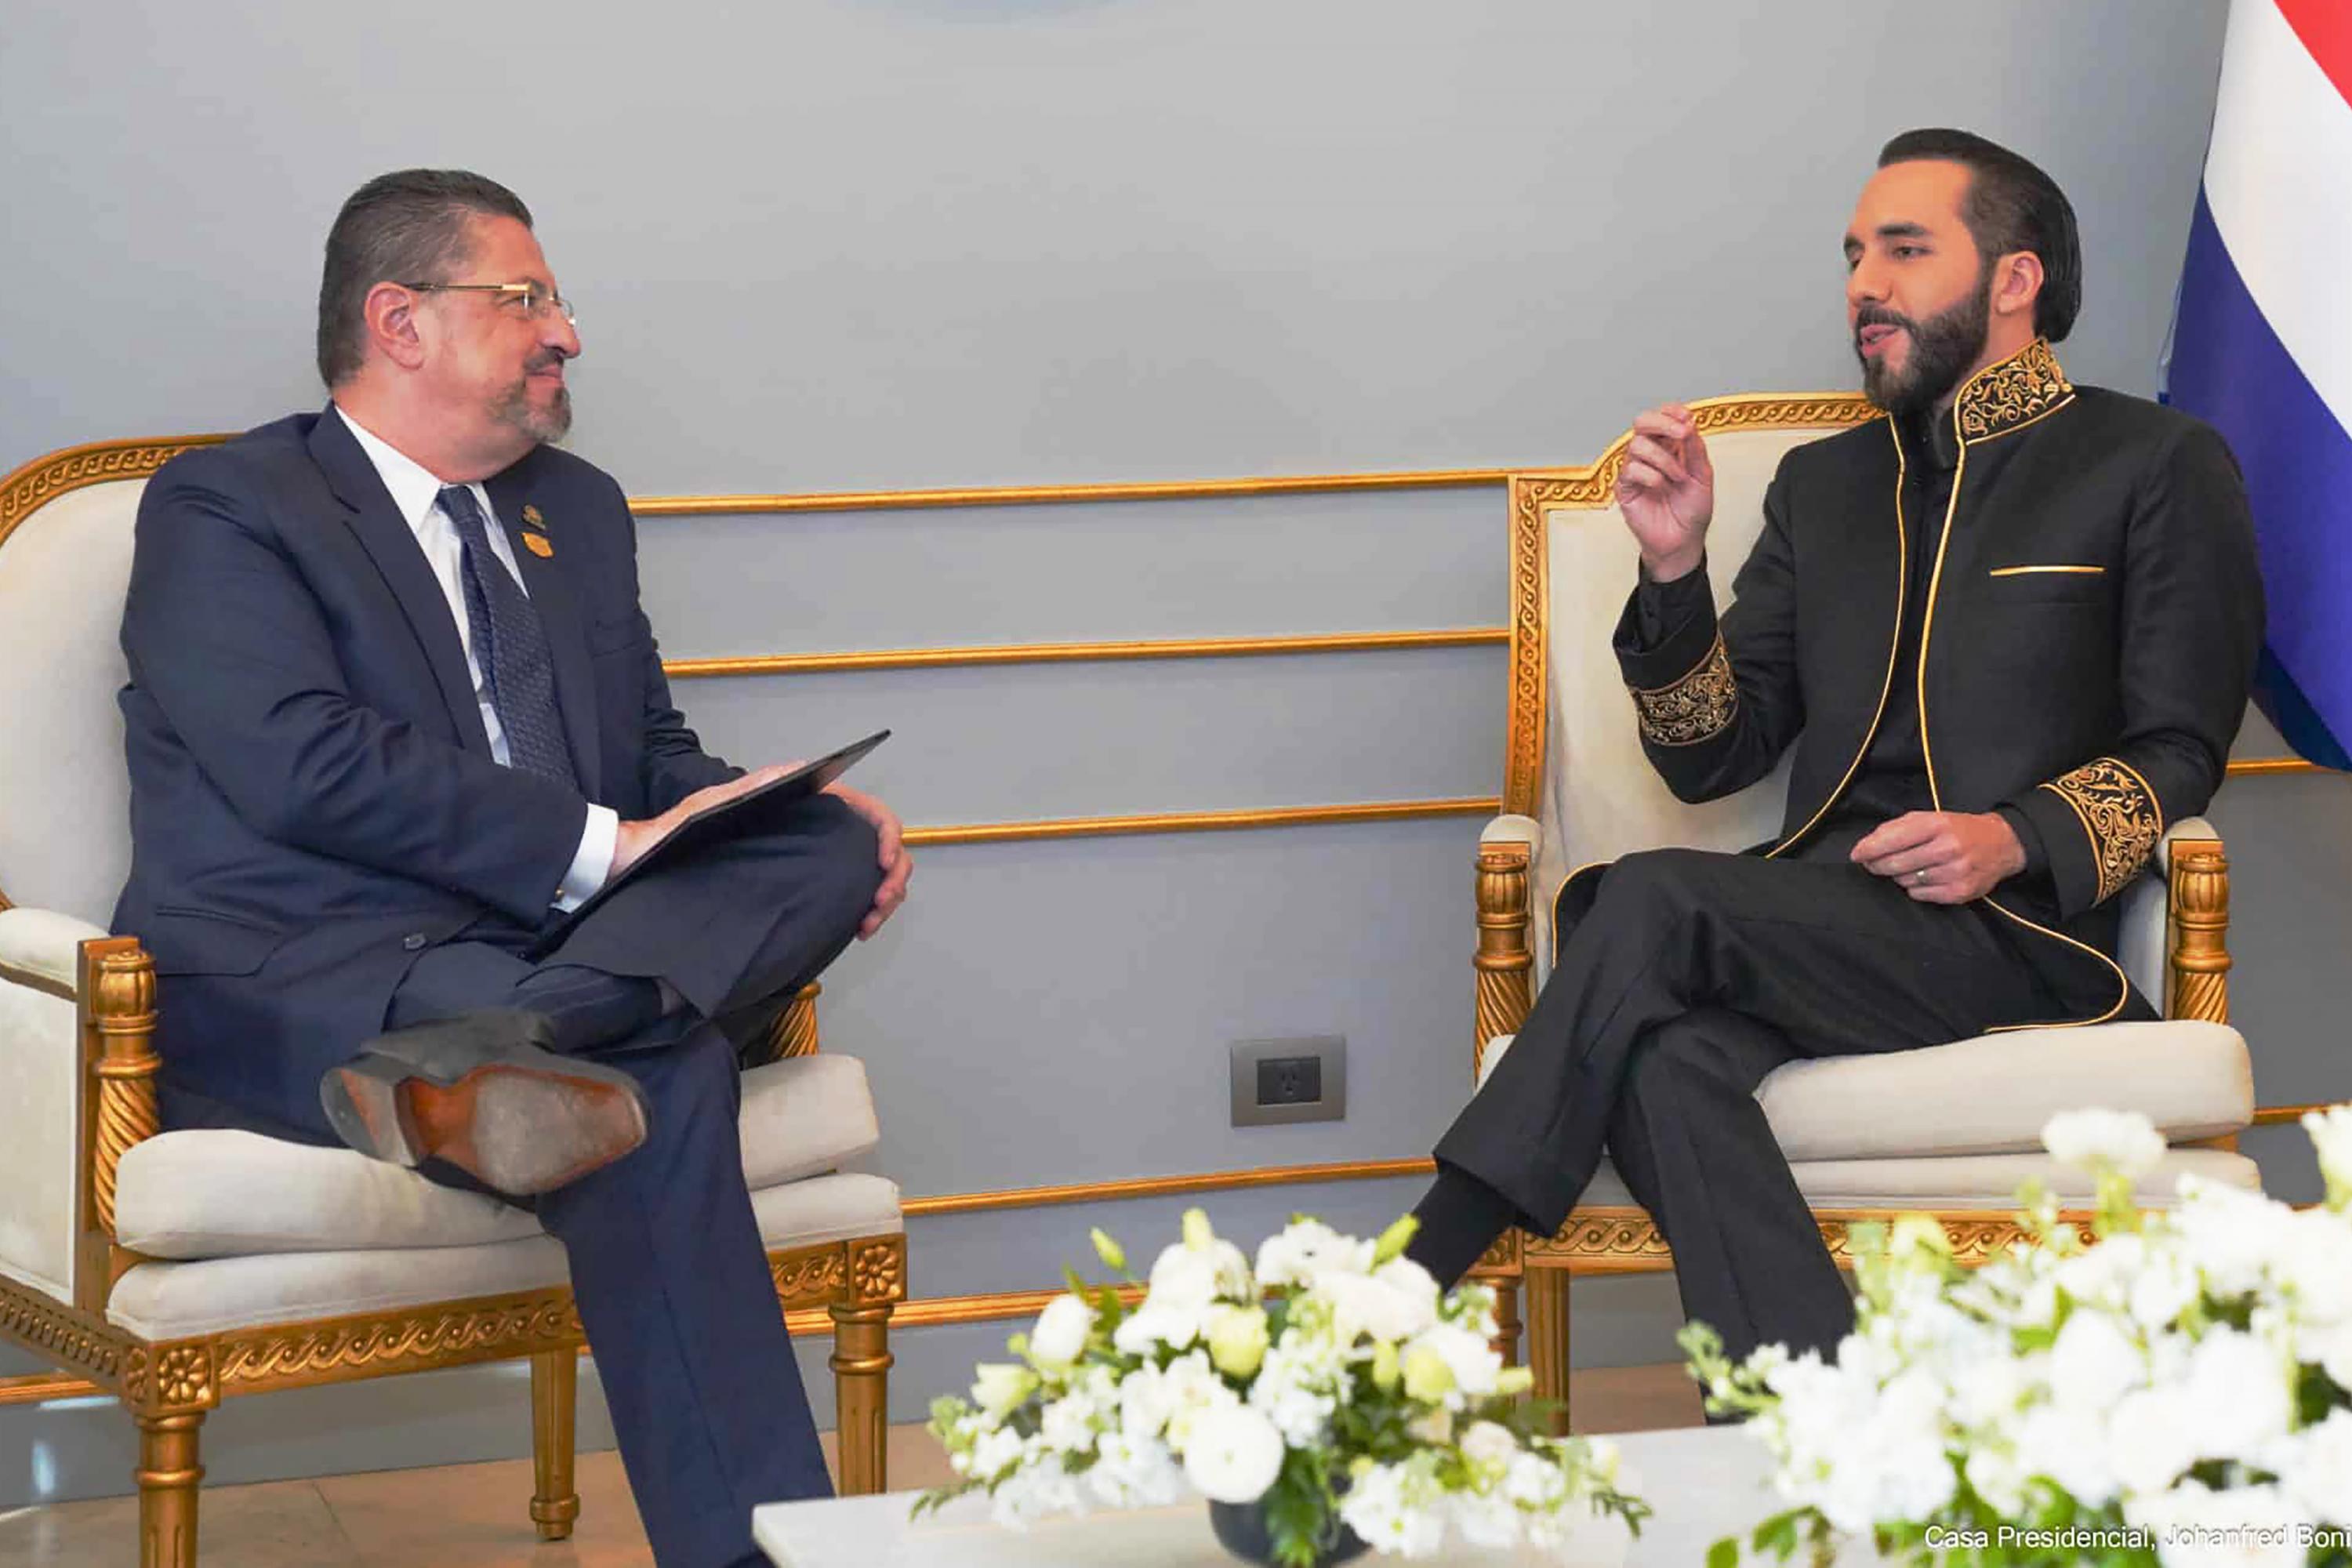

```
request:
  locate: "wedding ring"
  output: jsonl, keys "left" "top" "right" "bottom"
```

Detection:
{"left": 1911, "top": 869, "right": 1929, "bottom": 885}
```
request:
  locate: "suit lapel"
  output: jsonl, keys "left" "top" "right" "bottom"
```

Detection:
{"left": 307, "top": 408, "right": 493, "bottom": 757}
{"left": 486, "top": 461, "right": 603, "bottom": 798}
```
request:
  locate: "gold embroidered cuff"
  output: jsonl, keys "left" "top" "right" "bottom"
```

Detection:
{"left": 1629, "top": 633, "right": 1737, "bottom": 747}
{"left": 2038, "top": 757, "right": 2164, "bottom": 903}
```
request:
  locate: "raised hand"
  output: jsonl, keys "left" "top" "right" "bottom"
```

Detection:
{"left": 1615, "top": 404, "right": 1715, "bottom": 582}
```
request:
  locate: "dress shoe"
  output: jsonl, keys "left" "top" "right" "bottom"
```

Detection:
{"left": 321, "top": 1009, "right": 650, "bottom": 1196}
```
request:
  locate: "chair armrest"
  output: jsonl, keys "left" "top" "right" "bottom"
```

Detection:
{"left": 0, "top": 910, "right": 148, "bottom": 1311}
{"left": 0, "top": 906, "right": 108, "bottom": 994}
{"left": 1480, "top": 814, "right": 1542, "bottom": 851}
{"left": 1474, "top": 822, "right": 1537, "bottom": 1083}
{"left": 2159, "top": 821, "right": 2230, "bottom": 1025}
{"left": 2157, "top": 816, "right": 2219, "bottom": 875}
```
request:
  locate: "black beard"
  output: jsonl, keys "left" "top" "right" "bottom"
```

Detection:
{"left": 1856, "top": 278, "right": 1991, "bottom": 417}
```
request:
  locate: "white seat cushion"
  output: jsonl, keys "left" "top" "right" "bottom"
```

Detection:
{"left": 1578, "top": 1147, "right": 2259, "bottom": 1211}
{"left": 1754, "top": 1022, "right": 2251, "bottom": 1161}
{"left": 1479, "top": 1020, "right": 2251, "bottom": 1163}
{"left": 107, "top": 1171, "right": 902, "bottom": 1339}
{"left": 114, "top": 1052, "right": 883, "bottom": 1260}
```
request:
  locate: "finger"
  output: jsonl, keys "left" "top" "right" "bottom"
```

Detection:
{"left": 1852, "top": 812, "right": 1942, "bottom": 860}
{"left": 873, "top": 813, "right": 903, "bottom": 869}
{"left": 1618, "top": 458, "right": 1668, "bottom": 494}
{"left": 1863, "top": 840, "right": 1962, "bottom": 879}
{"left": 1631, "top": 408, "right": 1690, "bottom": 440}
{"left": 1626, "top": 434, "right": 1692, "bottom": 486}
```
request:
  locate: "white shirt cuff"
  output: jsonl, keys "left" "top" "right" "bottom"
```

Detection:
{"left": 554, "top": 804, "right": 619, "bottom": 911}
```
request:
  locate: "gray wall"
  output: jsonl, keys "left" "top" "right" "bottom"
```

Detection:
{"left": 10, "top": 0, "right": 2342, "bottom": 1512}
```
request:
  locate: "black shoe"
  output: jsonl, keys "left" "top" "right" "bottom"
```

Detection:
{"left": 320, "top": 1009, "right": 650, "bottom": 1197}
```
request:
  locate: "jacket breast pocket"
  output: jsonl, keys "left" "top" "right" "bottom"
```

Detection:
{"left": 141, "top": 908, "right": 288, "bottom": 977}
{"left": 1982, "top": 564, "right": 2111, "bottom": 605}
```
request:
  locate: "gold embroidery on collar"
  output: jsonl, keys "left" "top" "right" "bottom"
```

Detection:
{"left": 1629, "top": 633, "right": 1737, "bottom": 747}
{"left": 1954, "top": 338, "right": 2073, "bottom": 443}
{"left": 2040, "top": 756, "right": 2164, "bottom": 904}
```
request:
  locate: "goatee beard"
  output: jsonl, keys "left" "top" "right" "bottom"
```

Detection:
{"left": 492, "top": 379, "right": 572, "bottom": 445}
{"left": 1856, "top": 277, "right": 1991, "bottom": 418}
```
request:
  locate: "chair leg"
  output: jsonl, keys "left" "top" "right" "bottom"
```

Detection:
{"left": 1488, "top": 1276, "right": 1524, "bottom": 1369}
{"left": 529, "top": 1349, "right": 581, "bottom": 1541}
{"left": 829, "top": 1302, "right": 894, "bottom": 1495}
{"left": 134, "top": 1410, "right": 203, "bottom": 1568}
{"left": 1525, "top": 1266, "right": 1572, "bottom": 1434}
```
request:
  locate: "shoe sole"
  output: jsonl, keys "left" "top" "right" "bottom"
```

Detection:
{"left": 327, "top": 1060, "right": 648, "bottom": 1196}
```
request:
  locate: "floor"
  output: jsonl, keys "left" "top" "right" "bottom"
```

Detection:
{"left": 0, "top": 1366, "right": 1700, "bottom": 1566}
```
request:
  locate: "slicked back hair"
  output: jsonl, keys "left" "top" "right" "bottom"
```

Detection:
{"left": 316, "top": 169, "right": 533, "bottom": 386}
{"left": 1877, "top": 128, "right": 2082, "bottom": 343}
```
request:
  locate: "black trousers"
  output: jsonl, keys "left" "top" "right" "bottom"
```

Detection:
{"left": 169, "top": 795, "right": 883, "bottom": 1568}
{"left": 1428, "top": 845, "right": 2137, "bottom": 1363}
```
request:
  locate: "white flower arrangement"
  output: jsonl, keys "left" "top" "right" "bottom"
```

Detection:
{"left": 1683, "top": 1105, "right": 2352, "bottom": 1567}
{"left": 920, "top": 1210, "right": 1649, "bottom": 1565}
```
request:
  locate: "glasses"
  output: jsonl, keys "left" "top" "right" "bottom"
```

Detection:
{"left": 402, "top": 280, "right": 576, "bottom": 325}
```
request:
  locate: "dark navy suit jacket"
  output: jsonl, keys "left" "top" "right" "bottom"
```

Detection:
{"left": 115, "top": 408, "right": 737, "bottom": 1131}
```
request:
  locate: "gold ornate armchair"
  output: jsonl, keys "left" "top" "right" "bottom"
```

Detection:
{"left": 1466, "top": 397, "right": 2259, "bottom": 1416}
{"left": 0, "top": 437, "right": 906, "bottom": 1566}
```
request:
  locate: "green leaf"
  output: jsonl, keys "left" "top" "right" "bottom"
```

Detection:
{"left": 1708, "top": 1535, "right": 1741, "bottom": 1568}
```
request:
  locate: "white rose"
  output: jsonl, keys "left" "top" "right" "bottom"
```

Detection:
{"left": 1458, "top": 1419, "right": 1520, "bottom": 1476}
{"left": 2265, "top": 1407, "right": 2352, "bottom": 1520}
{"left": 2045, "top": 1308, "right": 2144, "bottom": 1414}
{"left": 1254, "top": 1218, "right": 1374, "bottom": 1288}
{"left": 971, "top": 1363, "right": 1039, "bottom": 1421}
{"left": 1181, "top": 1403, "right": 1285, "bottom": 1503}
{"left": 1040, "top": 1395, "right": 1099, "bottom": 1454}
{"left": 1203, "top": 1302, "right": 1270, "bottom": 1380}
{"left": 1160, "top": 1349, "right": 1242, "bottom": 1447}
{"left": 1405, "top": 1322, "right": 1504, "bottom": 1404}
{"left": 1316, "top": 1265, "right": 1438, "bottom": 1345}
{"left": 1029, "top": 1293, "right": 1092, "bottom": 1371}
{"left": 2042, "top": 1107, "right": 2166, "bottom": 1177}
{"left": 2302, "top": 1103, "right": 2352, "bottom": 1207}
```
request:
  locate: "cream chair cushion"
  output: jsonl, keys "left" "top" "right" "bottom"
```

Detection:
{"left": 1479, "top": 1016, "right": 2250, "bottom": 1163}
{"left": 112, "top": 1053, "right": 882, "bottom": 1259}
{"left": 106, "top": 1171, "right": 902, "bottom": 1340}
{"left": 1577, "top": 1149, "right": 2259, "bottom": 1211}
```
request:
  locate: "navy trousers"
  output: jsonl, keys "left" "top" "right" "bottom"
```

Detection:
{"left": 170, "top": 796, "right": 883, "bottom": 1568}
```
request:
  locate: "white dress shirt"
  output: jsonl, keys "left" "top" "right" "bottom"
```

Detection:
{"left": 334, "top": 405, "right": 617, "bottom": 909}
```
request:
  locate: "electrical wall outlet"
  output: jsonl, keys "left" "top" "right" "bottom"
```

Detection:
{"left": 1229, "top": 1036, "right": 1345, "bottom": 1127}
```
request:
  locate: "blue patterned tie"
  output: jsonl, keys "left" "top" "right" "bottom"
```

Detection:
{"left": 437, "top": 485, "right": 578, "bottom": 788}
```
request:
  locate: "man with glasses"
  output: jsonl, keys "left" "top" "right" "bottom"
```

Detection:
{"left": 114, "top": 169, "right": 908, "bottom": 1567}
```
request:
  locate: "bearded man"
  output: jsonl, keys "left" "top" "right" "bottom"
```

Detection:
{"left": 1402, "top": 129, "right": 2265, "bottom": 1364}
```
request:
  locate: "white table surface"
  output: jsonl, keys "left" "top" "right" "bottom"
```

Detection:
{"left": 755, "top": 1425, "right": 1887, "bottom": 1566}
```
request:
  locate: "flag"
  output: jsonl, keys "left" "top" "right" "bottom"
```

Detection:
{"left": 2165, "top": 0, "right": 2352, "bottom": 768}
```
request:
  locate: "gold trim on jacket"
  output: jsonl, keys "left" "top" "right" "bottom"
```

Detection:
{"left": 1629, "top": 633, "right": 1739, "bottom": 746}
{"left": 1910, "top": 339, "right": 2129, "bottom": 1028}
{"left": 1764, "top": 419, "right": 1910, "bottom": 859}
{"left": 2039, "top": 757, "right": 2165, "bottom": 904}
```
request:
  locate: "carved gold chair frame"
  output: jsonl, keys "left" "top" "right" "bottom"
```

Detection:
{"left": 1463, "top": 394, "right": 2238, "bottom": 1418}
{"left": 0, "top": 437, "right": 906, "bottom": 1566}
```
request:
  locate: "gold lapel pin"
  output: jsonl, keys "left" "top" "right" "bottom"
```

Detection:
{"left": 521, "top": 504, "right": 547, "bottom": 531}
{"left": 523, "top": 533, "right": 555, "bottom": 558}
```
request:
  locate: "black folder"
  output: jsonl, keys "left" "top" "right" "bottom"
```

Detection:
{"left": 532, "top": 728, "right": 890, "bottom": 956}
